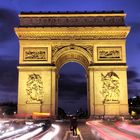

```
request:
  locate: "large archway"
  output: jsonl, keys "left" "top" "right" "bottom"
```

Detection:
{"left": 15, "top": 11, "right": 130, "bottom": 117}
{"left": 53, "top": 45, "right": 91, "bottom": 117}
{"left": 58, "top": 62, "right": 87, "bottom": 117}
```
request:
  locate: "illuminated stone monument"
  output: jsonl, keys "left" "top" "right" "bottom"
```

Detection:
{"left": 15, "top": 11, "right": 130, "bottom": 117}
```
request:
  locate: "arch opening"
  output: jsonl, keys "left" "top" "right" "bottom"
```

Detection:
{"left": 53, "top": 45, "right": 92, "bottom": 72}
{"left": 57, "top": 62, "right": 88, "bottom": 119}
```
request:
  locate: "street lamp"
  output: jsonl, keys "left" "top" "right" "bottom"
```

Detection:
{"left": 14, "top": 111, "right": 16, "bottom": 117}
{"left": 2, "top": 112, "right": 5, "bottom": 118}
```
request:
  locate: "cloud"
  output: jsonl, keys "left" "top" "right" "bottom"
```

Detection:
{"left": 59, "top": 96, "right": 87, "bottom": 113}
{"left": 127, "top": 68, "right": 140, "bottom": 97}
{"left": 0, "top": 91, "right": 17, "bottom": 102}
{"left": 58, "top": 73, "right": 87, "bottom": 100}
{"left": 128, "top": 22, "right": 140, "bottom": 35}
{"left": 133, "top": 79, "right": 140, "bottom": 83}
{"left": 0, "top": 8, "right": 19, "bottom": 42}
{"left": 137, "top": 43, "right": 140, "bottom": 50}
{"left": 59, "top": 73, "right": 85, "bottom": 82}
{"left": 127, "top": 69, "right": 138, "bottom": 80}
{"left": 128, "top": 88, "right": 140, "bottom": 98}
{"left": 0, "top": 57, "right": 18, "bottom": 93}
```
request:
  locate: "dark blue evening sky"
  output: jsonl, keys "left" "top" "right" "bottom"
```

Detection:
{"left": 0, "top": 0, "right": 140, "bottom": 108}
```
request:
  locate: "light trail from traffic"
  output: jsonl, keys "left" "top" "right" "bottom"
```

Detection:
{"left": 115, "top": 121, "right": 140, "bottom": 136}
{"left": 86, "top": 121, "right": 114, "bottom": 140}
{"left": 40, "top": 124, "right": 60, "bottom": 140}
{"left": 0, "top": 119, "right": 59, "bottom": 140}
{"left": 0, "top": 125, "right": 30, "bottom": 140}
{"left": 14, "top": 127, "right": 43, "bottom": 140}
{"left": 87, "top": 120, "right": 139, "bottom": 140}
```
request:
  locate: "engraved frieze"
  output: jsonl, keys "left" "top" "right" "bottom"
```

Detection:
{"left": 26, "top": 73, "right": 44, "bottom": 103}
{"left": 100, "top": 72, "right": 120, "bottom": 103}
{"left": 85, "top": 46, "right": 93, "bottom": 56}
{"left": 52, "top": 46, "right": 68, "bottom": 57}
{"left": 97, "top": 47, "right": 122, "bottom": 61}
{"left": 52, "top": 44, "right": 93, "bottom": 57}
{"left": 16, "top": 32, "right": 127, "bottom": 40}
{"left": 23, "top": 48, "right": 48, "bottom": 61}
{"left": 20, "top": 16, "right": 125, "bottom": 27}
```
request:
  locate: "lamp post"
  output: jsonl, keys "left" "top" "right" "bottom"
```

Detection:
{"left": 14, "top": 111, "right": 16, "bottom": 118}
{"left": 40, "top": 100, "right": 43, "bottom": 113}
{"left": 103, "top": 100, "right": 105, "bottom": 118}
{"left": 2, "top": 112, "right": 5, "bottom": 118}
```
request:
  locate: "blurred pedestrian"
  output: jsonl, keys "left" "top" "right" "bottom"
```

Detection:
{"left": 71, "top": 116, "right": 78, "bottom": 136}
{"left": 70, "top": 115, "right": 73, "bottom": 131}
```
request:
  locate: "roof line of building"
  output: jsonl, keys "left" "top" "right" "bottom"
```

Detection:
{"left": 19, "top": 11, "right": 126, "bottom": 17}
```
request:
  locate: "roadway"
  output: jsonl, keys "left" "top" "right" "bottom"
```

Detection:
{"left": 0, "top": 119, "right": 140, "bottom": 140}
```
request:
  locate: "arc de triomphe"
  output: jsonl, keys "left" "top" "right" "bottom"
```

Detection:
{"left": 15, "top": 11, "right": 130, "bottom": 117}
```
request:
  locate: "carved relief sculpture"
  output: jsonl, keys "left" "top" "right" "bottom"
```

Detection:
{"left": 23, "top": 48, "right": 48, "bottom": 61}
{"left": 20, "top": 16, "right": 125, "bottom": 27}
{"left": 52, "top": 44, "right": 93, "bottom": 57}
{"left": 26, "top": 73, "right": 43, "bottom": 103}
{"left": 100, "top": 72, "right": 120, "bottom": 103}
{"left": 97, "top": 47, "right": 122, "bottom": 61}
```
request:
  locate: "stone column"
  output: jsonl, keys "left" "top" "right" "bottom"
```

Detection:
{"left": 88, "top": 66, "right": 95, "bottom": 116}
{"left": 17, "top": 66, "right": 56, "bottom": 117}
{"left": 88, "top": 65, "right": 128, "bottom": 116}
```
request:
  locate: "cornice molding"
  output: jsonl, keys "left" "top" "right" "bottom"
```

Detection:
{"left": 88, "top": 65, "right": 128, "bottom": 71}
{"left": 19, "top": 13, "right": 126, "bottom": 18}
{"left": 15, "top": 27, "right": 130, "bottom": 40}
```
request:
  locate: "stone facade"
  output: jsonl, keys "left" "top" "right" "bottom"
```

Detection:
{"left": 15, "top": 11, "right": 130, "bottom": 117}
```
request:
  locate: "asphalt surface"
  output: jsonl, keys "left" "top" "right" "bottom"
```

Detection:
{"left": 52, "top": 120, "right": 140, "bottom": 140}
{"left": 1, "top": 119, "right": 140, "bottom": 140}
{"left": 52, "top": 120, "right": 95, "bottom": 140}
